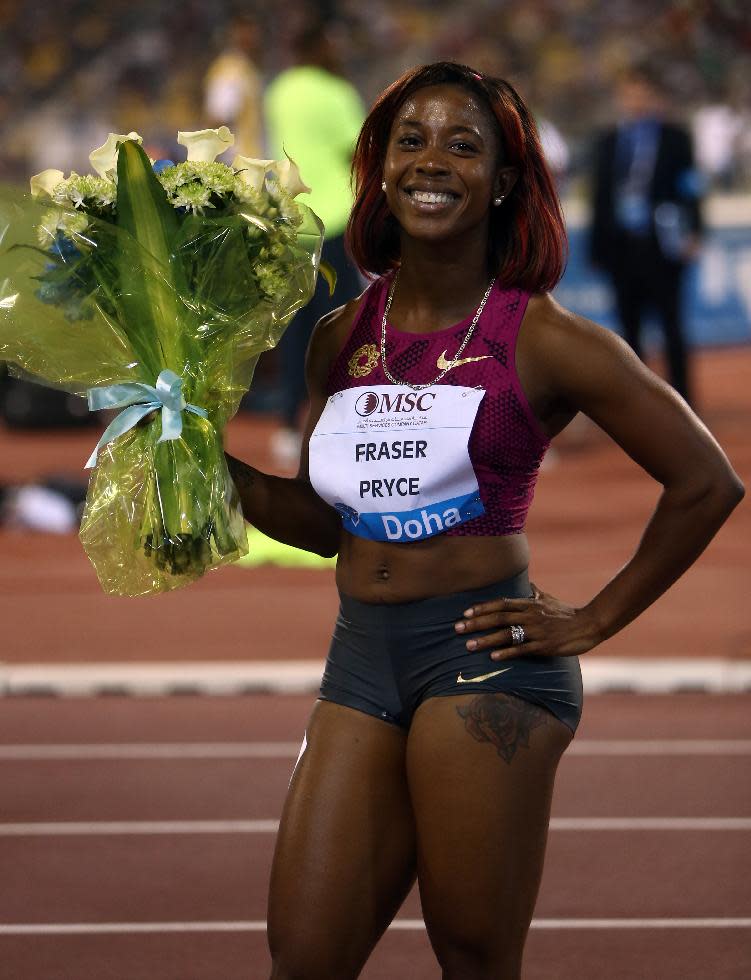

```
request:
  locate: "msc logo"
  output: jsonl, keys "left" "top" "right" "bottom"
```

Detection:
{"left": 355, "top": 391, "right": 436, "bottom": 417}
{"left": 355, "top": 392, "right": 380, "bottom": 417}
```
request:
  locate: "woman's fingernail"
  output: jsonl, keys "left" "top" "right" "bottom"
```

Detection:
{"left": 464, "top": 608, "right": 474, "bottom": 617}
{"left": 455, "top": 622, "right": 466, "bottom": 632}
{"left": 466, "top": 640, "right": 477, "bottom": 650}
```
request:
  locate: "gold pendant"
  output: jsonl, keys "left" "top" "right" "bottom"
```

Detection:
{"left": 348, "top": 343, "right": 380, "bottom": 378}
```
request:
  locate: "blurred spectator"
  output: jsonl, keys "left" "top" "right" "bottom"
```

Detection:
{"left": 204, "top": 14, "right": 265, "bottom": 158}
{"left": 263, "top": 20, "right": 365, "bottom": 465}
{"left": 693, "top": 97, "right": 744, "bottom": 191}
{"left": 588, "top": 63, "right": 703, "bottom": 407}
{"left": 537, "top": 116, "right": 570, "bottom": 186}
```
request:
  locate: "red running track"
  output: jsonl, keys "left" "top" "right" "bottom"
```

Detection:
{"left": 0, "top": 692, "right": 750, "bottom": 979}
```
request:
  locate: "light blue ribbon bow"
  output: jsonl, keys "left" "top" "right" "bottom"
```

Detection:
{"left": 85, "top": 369, "right": 208, "bottom": 468}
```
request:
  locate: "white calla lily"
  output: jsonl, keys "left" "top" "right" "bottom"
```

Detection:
{"left": 232, "top": 155, "right": 274, "bottom": 193}
{"left": 270, "top": 153, "right": 311, "bottom": 198}
{"left": 89, "top": 132, "right": 143, "bottom": 178}
{"left": 30, "top": 169, "right": 65, "bottom": 198}
{"left": 178, "top": 127, "right": 234, "bottom": 163}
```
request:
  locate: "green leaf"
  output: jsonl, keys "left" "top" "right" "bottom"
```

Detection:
{"left": 318, "top": 259, "right": 337, "bottom": 297}
{"left": 114, "top": 140, "right": 189, "bottom": 378}
{"left": 116, "top": 141, "right": 179, "bottom": 272}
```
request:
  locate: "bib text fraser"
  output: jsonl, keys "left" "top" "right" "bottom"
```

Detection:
{"left": 356, "top": 439, "right": 426, "bottom": 500}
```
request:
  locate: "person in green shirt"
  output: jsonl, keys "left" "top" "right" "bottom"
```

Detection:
{"left": 264, "top": 23, "right": 365, "bottom": 465}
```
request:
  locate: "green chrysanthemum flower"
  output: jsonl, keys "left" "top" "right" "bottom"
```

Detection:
{"left": 233, "top": 179, "right": 284, "bottom": 220}
{"left": 172, "top": 181, "right": 213, "bottom": 213}
{"left": 193, "top": 161, "right": 236, "bottom": 195}
{"left": 267, "top": 184, "right": 303, "bottom": 227}
{"left": 155, "top": 165, "right": 183, "bottom": 194}
{"left": 255, "top": 262, "right": 288, "bottom": 301}
{"left": 37, "top": 207, "right": 90, "bottom": 245}
{"left": 52, "top": 174, "right": 116, "bottom": 211}
{"left": 157, "top": 161, "right": 236, "bottom": 208}
{"left": 232, "top": 179, "right": 265, "bottom": 207}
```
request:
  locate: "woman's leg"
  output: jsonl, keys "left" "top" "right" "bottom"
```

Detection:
{"left": 267, "top": 699, "right": 417, "bottom": 980}
{"left": 406, "top": 691, "right": 573, "bottom": 980}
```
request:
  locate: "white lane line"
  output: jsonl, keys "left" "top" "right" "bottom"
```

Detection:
{"left": 534, "top": 918, "right": 751, "bottom": 929}
{"left": 1, "top": 740, "right": 751, "bottom": 761}
{"left": 0, "top": 818, "right": 749, "bottom": 836}
{"left": 567, "top": 740, "right": 751, "bottom": 755}
{"left": 0, "top": 918, "right": 749, "bottom": 935}
{"left": 551, "top": 818, "right": 751, "bottom": 830}
{"left": 0, "top": 743, "right": 302, "bottom": 760}
{"left": 2, "top": 657, "right": 751, "bottom": 695}
{"left": 0, "top": 821, "right": 281, "bottom": 835}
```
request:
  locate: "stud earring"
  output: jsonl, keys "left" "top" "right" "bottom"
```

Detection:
{"left": 493, "top": 195, "right": 505, "bottom": 206}
{"left": 382, "top": 180, "right": 387, "bottom": 191}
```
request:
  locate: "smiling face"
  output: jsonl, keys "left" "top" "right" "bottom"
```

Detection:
{"left": 382, "top": 83, "right": 516, "bottom": 250}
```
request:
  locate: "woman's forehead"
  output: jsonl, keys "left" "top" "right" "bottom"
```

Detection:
{"left": 394, "top": 84, "right": 491, "bottom": 127}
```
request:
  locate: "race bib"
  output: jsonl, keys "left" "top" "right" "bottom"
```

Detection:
{"left": 309, "top": 385, "right": 485, "bottom": 542}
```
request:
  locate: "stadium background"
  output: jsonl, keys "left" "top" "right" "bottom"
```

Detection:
{"left": 0, "top": 3, "right": 749, "bottom": 979}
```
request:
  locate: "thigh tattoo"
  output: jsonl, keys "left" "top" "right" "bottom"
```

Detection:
{"left": 455, "top": 693, "right": 550, "bottom": 763}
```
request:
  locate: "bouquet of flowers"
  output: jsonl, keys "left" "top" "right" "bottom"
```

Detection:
{"left": 0, "top": 127, "right": 326, "bottom": 596}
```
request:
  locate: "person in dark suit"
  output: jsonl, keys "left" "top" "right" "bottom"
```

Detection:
{"left": 589, "top": 64, "right": 703, "bottom": 405}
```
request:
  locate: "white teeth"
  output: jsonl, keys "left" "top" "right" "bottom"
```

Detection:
{"left": 411, "top": 190, "right": 455, "bottom": 204}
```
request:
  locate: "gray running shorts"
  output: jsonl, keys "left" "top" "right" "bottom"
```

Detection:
{"left": 319, "top": 570, "right": 583, "bottom": 735}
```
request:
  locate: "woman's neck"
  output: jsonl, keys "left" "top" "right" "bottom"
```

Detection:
{"left": 390, "top": 238, "right": 493, "bottom": 332}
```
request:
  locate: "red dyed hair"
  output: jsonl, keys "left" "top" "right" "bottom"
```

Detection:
{"left": 346, "top": 63, "right": 567, "bottom": 292}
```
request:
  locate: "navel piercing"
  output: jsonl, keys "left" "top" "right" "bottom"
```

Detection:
{"left": 382, "top": 180, "right": 387, "bottom": 191}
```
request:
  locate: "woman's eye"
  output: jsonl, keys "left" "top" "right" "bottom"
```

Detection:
{"left": 452, "top": 141, "right": 476, "bottom": 153}
{"left": 397, "top": 135, "right": 421, "bottom": 147}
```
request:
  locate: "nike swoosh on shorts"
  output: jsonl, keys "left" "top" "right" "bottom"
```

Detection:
{"left": 456, "top": 666, "right": 513, "bottom": 684}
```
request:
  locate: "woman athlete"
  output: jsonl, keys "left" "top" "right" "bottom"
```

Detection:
{"left": 225, "top": 63, "right": 743, "bottom": 980}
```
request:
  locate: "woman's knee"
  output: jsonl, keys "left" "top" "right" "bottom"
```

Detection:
{"left": 430, "top": 931, "right": 524, "bottom": 980}
{"left": 268, "top": 924, "right": 374, "bottom": 980}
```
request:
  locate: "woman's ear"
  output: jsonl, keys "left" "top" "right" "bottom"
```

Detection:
{"left": 494, "top": 166, "right": 518, "bottom": 201}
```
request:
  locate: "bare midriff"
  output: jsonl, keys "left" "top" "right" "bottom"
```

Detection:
{"left": 335, "top": 531, "right": 530, "bottom": 602}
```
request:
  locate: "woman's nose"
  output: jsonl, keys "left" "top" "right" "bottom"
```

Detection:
{"left": 414, "top": 148, "right": 451, "bottom": 175}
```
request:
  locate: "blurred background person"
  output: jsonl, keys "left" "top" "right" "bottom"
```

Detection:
{"left": 204, "top": 13, "right": 264, "bottom": 158}
{"left": 692, "top": 87, "right": 744, "bottom": 192}
{"left": 263, "top": 20, "right": 365, "bottom": 466}
{"left": 588, "top": 63, "right": 703, "bottom": 408}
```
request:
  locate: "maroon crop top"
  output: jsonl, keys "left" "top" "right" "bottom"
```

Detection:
{"left": 325, "top": 274, "right": 551, "bottom": 536}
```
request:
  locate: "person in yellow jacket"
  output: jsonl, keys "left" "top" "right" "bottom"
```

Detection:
{"left": 264, "top": 22, "right": 365, "bottom": 464}
{"left": 204, "top": 15, "right": 264, "bottom": 158}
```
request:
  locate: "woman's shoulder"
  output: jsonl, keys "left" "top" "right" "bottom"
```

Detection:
{"left": 523, "top": 291, "right": 620, "bottom": 352}
{"left": 306, "top": 283, "right": 375, "bottom": 385}
{"left": 520, "top": 291, "right": 658, "bottom": 403}
{"left": 312, "top": 285, "right": 371, "bottom": 350}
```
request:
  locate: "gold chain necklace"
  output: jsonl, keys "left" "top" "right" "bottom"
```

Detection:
{"left": 380, "top": 274, "right": 495, "bottom": 391}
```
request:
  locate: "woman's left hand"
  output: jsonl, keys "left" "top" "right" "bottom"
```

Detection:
{"left": 454, "top": 583, "right": 602, "bottom": 660}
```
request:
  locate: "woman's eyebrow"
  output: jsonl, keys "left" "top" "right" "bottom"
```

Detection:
{"left": 396, "top": 119, "right": 484, "bottom": 139}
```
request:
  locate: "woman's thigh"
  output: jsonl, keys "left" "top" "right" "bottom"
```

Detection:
{"left": 406, "top": 691, "right": 573, "bottom": 979}
{"left": 267, "top": 699, "right": 417, "bottom": 980}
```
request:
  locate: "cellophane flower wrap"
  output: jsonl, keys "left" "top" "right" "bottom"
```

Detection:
{"left": 0, "top": 129, "right": 325, "bottom": 596}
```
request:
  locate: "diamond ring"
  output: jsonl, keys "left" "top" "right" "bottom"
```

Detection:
{"left": 510, "top": 625, "right": 525, "bottom": 645}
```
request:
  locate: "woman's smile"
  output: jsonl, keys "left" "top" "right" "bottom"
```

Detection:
{"left": 402, "top": 185, "right": 462, "bottom": 212}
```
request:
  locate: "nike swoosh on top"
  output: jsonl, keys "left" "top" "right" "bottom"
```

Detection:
{"left": 456, "top": 666, "right": 513, "bottom": 684}
{"left": 437, "top": 350, "right": 494, "bottom": 372}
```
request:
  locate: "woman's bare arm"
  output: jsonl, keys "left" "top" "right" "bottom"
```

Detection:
{"left": 543, "top": 300, "right": 743, "bottom": 646}
{"left": 225, "top": 299, "right": 360, "bottom": 557}
{"left": 456, "top": 295, "right": 744, "bottom": 659}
